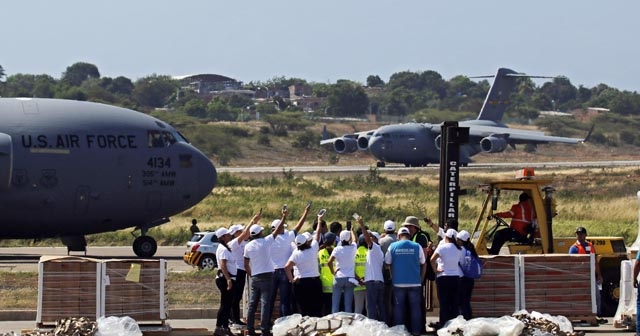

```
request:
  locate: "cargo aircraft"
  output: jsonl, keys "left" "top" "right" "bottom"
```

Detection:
{"left": 321, "top": 68, "right": 591, "bottom": 167}
{"left": 0, "top": 98, "right": 217, "bottom": 257}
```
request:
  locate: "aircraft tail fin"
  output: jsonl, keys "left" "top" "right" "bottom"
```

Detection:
{"left": 476, "top": 68, "right": 520, "bottom": 122}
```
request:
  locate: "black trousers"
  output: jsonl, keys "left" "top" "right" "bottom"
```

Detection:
{"left": 436, "top": 275, "right": 460, "bottom": 325}
{"left": 216, "top": 276, "right": 236, "bottom": 328}
{"left": 231, "top": 269, "right": 247, "bottom": 322}
{"left": 458, "top": 277, "right": 475, "bottom": 320}
{"left": 293, "top": 277, "right": 323, "bottom": 317}
{"left": 489, "top": 228, "right": 524, "bottom": 255}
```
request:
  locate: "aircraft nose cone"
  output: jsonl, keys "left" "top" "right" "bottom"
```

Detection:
{"left": 194, "top": 150, "right": 217, "bottom": 202}
{"left": 368, "top": 136, "right": 383, "bottom": 156}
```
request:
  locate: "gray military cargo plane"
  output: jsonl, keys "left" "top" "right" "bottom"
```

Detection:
{"left": 0, "top": 98, "right": 216, "bottom": 257}
{"left": 321, "top": 68, "right": 591, "bottom": 167}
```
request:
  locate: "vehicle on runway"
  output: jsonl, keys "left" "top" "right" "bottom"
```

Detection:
{"left": 183, "top": 231, "right": 219, "bottom": 270}
{"left": 321, "top": 68, "right": 592, "bottom": 167}
{"left": 0, "top": 98, "right": 217, "bottom": 257}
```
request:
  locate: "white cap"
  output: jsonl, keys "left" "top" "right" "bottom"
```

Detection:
{"left": 339, "top": 230, "right": 351, "bottom": 242}
{"left": 271, "top": 219, "right": 287, "bottom": 229}
{"left": 383, "top": 220, "right": 396, "bottom": 232}
{"left": 457, "top": 230, "right": 470, "bottom": 242}
{"left": 398, "top": 227, "right": 411, "bottom": 236}
{"left": 228, "top": 224, "right": 244, "bottom": 235}
{"left": 215, "top": 227, "right": 229, "bottom": 239}
{"left": 303, "top": 232, "right": 312, "bottom": 241}
{"left": 250, "top": 224, "right": 264, "bottom": 236}
{"left": 295, "top": 234, "right": 307, "bottom": 246}
{"left": 371, "top": 232, "right": 381, "bottom": 240}
{"left": 445, "top": 228, "right": 458, "bottom": 239}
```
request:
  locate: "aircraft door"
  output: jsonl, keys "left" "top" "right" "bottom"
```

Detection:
{"left": 0, "top": 133, "right": 13, "bottom": 190}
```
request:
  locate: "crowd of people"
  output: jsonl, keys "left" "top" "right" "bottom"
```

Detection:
{"left": 201, "top": 205, "right": 480, "bottom": 336}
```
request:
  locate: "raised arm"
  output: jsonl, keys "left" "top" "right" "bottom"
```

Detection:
{"left": 292, "top": 202, "right": 311, "bottom": 234}
{"left": 270, "top": 207, "right": 288, "bottom": 238}
{"left": 313, "top": 212, "right": 324, "bottom": 242}
{"left": 238, "top": 212, "right": 262, "bottom": 243}
{"left": 357, "top": 216, "right": 373, "bottom": 248}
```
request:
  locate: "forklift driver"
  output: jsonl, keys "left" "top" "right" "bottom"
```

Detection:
{"left": 487, "top": 193, "right": 536, "bottom": 255}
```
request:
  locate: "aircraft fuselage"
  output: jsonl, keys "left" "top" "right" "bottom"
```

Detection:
{"left": 0, "top": 98, "right": 216, "bottom": 240}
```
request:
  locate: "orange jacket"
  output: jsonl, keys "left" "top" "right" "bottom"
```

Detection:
{"left": 572, "top": 241, "right": 595, "bottom": 254}
{"left": 496, "top": 200, "right": 536, "bottom": 236}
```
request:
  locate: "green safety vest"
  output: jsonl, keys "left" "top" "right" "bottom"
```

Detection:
{"left": 318, "top": 248, "right": 334, "bottom": 293}
{"left": 354, "top": 246, "right": 368, "bottom": 292}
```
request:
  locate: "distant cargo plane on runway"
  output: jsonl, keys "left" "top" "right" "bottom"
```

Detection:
{"left": 321, "top": 68, "right": 591, "bottom": 167}
{"left": 0, "top": 98, "right": 217, "bottom": 257}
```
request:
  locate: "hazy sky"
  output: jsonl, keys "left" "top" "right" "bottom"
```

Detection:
{"left": 2, "top": 1, "right": 639, "bottom": 91}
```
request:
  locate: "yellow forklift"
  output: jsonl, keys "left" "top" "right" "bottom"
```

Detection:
{"left": 471, "top": 168, "right": 628, "bottom": 316}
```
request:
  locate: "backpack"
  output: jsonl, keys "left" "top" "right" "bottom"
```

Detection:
{"left": 460, "top": 251, "right": 483, "bottom": 279}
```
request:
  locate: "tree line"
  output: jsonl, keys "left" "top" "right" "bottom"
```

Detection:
{"left": 2, "top": 62, "right": 640, "bottom": 148}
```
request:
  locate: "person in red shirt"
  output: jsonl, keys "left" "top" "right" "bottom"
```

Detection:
{"left": 488, "top": 193, "right": 535, "bottom": 255}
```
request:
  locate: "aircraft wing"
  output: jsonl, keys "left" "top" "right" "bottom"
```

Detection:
{"left": 467, "top": 125, "right": 590, "bottom": 144}
{"left": 320, "top": 129, "right": 376, "bottom": 153}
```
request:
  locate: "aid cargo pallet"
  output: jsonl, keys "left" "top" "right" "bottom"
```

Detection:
{"left": 471, "top": 254, "right": 596, "bottom": 321}
{"left": 36, "top": 256, "right": 167, "bottom": 327}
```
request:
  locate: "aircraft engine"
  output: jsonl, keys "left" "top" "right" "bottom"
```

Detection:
{"left": 357, "top": 135, "right": 371, "bottom": 151}
{"left": 334, "top": 137, "right": 358, "bottom": 153}
{"left": 434, "top": 135, "right": 442, "bottom": 151}
{"left": 480, "top": 136, "right": 508, "bottom": 153}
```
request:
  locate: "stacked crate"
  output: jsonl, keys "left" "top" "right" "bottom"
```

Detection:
{"left": 37, "top": 256, "right": 166, "bottom": 327}
{"left": 471, "top": 255, "right": 519, "bottom": 317}
{"left": 103, "top": 259, "right": 167, "bottom": 323}
{"left": 470, "top": 254, "right": 594, "bottom": 318}
{"left": 521, "top": 254, "right": 593, "bottom": 316}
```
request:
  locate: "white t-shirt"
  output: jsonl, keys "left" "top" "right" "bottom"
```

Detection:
{"left": 271, "top": 231, "right": 295, "bottom": 269}
{"left": 365, "top": 243, "right": 384, "bottom": 282}
{"left": 288, "top": 240, "right": 320, "bottom": 278}
{"left": 229, "top": 238, "right": 247, "bottom": 271}
{"left": 244, "top": 235, "right": 275, "bottom": 276}
{"left": 331, "top": 243, "right": 357, "bottom": 278}
{"left": 433, "top": 242, "right": 464, "bottom": 277}
{"left": 216, "top": 243, "right": 237, "bottom": 276}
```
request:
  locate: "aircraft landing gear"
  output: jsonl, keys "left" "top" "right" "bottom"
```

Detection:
{"left": 132, "top": 227, "right": 158, "bottom": 258}
{"left": 376, "top": 161, "right": 386, "bottom": 168}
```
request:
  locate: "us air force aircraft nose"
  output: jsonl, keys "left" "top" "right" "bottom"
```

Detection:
{"left": 195, "top": 148, "right": 217, "bottom": 201}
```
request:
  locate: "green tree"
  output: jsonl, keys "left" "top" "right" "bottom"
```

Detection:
{"left": 3, "top": 74, "right": 57, "bottom": 97}
{"left": 183, "top": 98, "right": 207, "bottom": 118}
{"left": 132, "top": 75, "right": 177, "bottom": 108}
{"left": 62, "top": 62, "right": 100, "bottom": 86}
{"left": 420, "top": 70, "right": 447, "bottom": 98}
{"left": 263, "top": 111, "right": 311, "bottom": 136}
{"left": 539, "top": 77, "right": 577, "bottom": 111}
{"left": 326, "top": 80, "right": 369, "bottom": 117}
{"left": 207, "top": 98, "right": 235, "bottom": 121}
{"left": 366, "top": 75, "right": 384, "bottom": 87}
{"left": 0, "top": 65, "right": 5, "bottom": 81}
{"left": 388, "top": 71, "right": 423, "bottom": 91}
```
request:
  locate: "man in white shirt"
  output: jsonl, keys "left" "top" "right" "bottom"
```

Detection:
{"left": 269, "top": 204, "right": 309, "bottom": 318}
{"left": 356, "top": 216, "right": 386, "bottom": 322}
{"left": 244, "top": 210, "right": 286, "bottom": 336}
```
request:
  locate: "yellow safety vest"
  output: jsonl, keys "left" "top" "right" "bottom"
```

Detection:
{"left": 354, "top": 246, "right": 367, "bottom": 292}
{"left": 318, "top": 248, "right": 334, "bottom": 293}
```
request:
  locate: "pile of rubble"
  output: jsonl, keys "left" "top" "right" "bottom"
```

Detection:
{"left": 0, "top": 316, "right": 141, "bottom": 336}
{"left": 273, "top": 313, "right": 409, "bottom": 336}
{"left": 436, "top": 311, "right": 585, "bottom": 336}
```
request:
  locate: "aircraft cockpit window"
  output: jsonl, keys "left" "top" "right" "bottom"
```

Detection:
{"left": 148, "top": 130, "right": 176, "bottom": 148}
{"left": 162, "top": 131, "right": 177, "bottom": 146}
{"left": 176, "top": 131, "right": 189, "bottom": 143}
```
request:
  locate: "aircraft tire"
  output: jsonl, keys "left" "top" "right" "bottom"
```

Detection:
{"left": 376, "top": 162, "right": 386, "bottom": 168}
{"left": 133, "top": 236, "right": 158, "bottom": 258}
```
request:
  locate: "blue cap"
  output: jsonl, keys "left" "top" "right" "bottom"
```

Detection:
{"left": 324, "top": 232, "right": 336, "bottom": 243}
